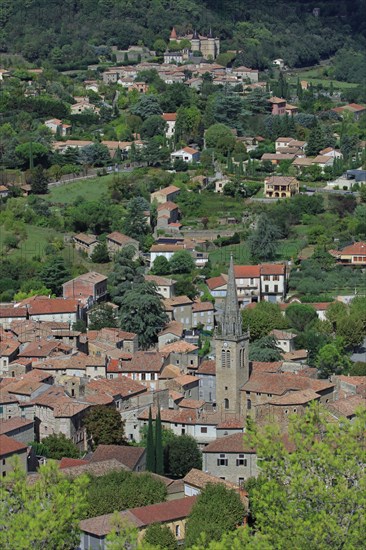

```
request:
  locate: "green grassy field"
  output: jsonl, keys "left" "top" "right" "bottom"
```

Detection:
{"left": 287, "top": 68, "right": 358, "bottom": 90}
{"left": 0, "top": 224, "right": 62, "bottom": 260}
{"left": 47, "top": 174, "right": 114, "bottom": 204}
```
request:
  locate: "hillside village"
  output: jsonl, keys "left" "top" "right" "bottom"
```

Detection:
{"left": 1, "top": 8, "right": 366, "bottom": 550}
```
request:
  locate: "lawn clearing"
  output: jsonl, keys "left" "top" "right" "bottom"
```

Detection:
{"left": 47, "top": 174, "right": 114, "bottom": 204}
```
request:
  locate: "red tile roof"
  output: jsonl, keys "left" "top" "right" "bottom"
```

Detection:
{"left": 90, "top": 445, "right": 145, "bottom": 470}
{"left": 206, "top": 275, "right": 227, "bottom": 290}
{"left": 160, "top": 341, "right": 198, "bottom": 354}
{"left": 241, "top": 372, "right": 334, "bottom": 395}
{"left": 80, "top": 496, "right": 196, "bottom": 536}
{"left": 234, "top": 265, "right": 260, "bottom": 278}
{"left": 0, "top": 417, "right": 34, "bottom": 435}
{"left": 86, "top": 376, "right": 147, "bottom": 398}
{"left": 59, "top": 457, "right": 88, "bottom": 469}
{"left": 339, "top": 242, "right": 366, "bottom": 255}
{"left": 0, "top": 307, "right": 27, "bottom": 319}
{"left": 203, "top": 433, "right": 256, "bottom": 453}
{"left": 251, "top": 361, "right": 283, "bottom": 373}
{"left": 152, "top": 185, "right": 180, "bottom": 196}
{"left": 260, "top": 263, "right": 286, "bottom": 275}
{"left": 197, "top": 360, "right": 216, "bottom": 375}
{"left": 157, "top": 201, "right": 179, "bottom": 211}
{"left": 118, "top": 351, "right": 164, "bottom": 373}
{"left": 162, "top": 112, "right": 177, "bottom": 121}
{"left": 106, "top": 232, "right": 138, "bottom": 245}
{"left": 27, "top": 298, "right": 79, "bottom": 315}
{"left": 192, "top": 301, "right": 214, "bottom": 312}
{"left": 0, "top": 434, "right": 28, "bottom": 457}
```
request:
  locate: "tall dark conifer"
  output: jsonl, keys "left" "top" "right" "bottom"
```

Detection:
{"left": 155, "top": 407, "right": 163, "bottom": 475}
{"left": 146, "top": 407, "right": 155, "bottom": 472}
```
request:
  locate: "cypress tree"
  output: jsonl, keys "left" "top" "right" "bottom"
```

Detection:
{"left": 146, "top": 407, "right": 155, "bottom": 472}
{"left": 155, "top": 407, "right": 164, "bottom": 475}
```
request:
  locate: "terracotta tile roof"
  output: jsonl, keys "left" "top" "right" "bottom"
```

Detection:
{"left": 31, "top": 387, "right": 90, "bottom": 417}
{"left": 0, "top": 417, "right": 33, "bottom": 435}
{"left": 192, "top": 301, "right": 214, "bottom": 313}
{"left": 241, "top": 372, "right": 334, "bottom": 395}
{"left": 197, "top": 360, "right": 216, "bottom": 375}
{"left": 152, "top": 185, "right": 180, "bottom": 196}
{"left": 282, "top": 349, "right": 308, "bottom": 361}
{"left": 178, "top": 398, "right": 205, "bottom": 409}
{"left": 145, "top": 275, "right": 176, "bottom": 287}
{"left": 67, "top": 271, "right": 107, "bottom": 284}
{"left": 73, "top": 233, "right": 97, "bottom": 245}
{"left": 260, "top": 263, "right": 286, "bottom": 275}
{"left": 216, "top": 418, "right": 244, "bottom": 429}
{"left": 33, "top": 354, "right": 106, "bottom": 371}
{"left": 270, "top": 329, "right": 296, "bottom": 340}
{"left": 0, "top": 307, "right": 27, "bottom": 318}
{"left": 79, "top": 496, "right": 196, "bottom": 536}
{"left": 59, "top": 457, "right": 88, "bottom": 469}
{"left": 160, "top": 341, "right": 198, "bottom": 354}
{"left": 234, "top": 265, "right": 261, "bottom": 278}
{"left": 150, "top": 244, "right": 184, "bottom": 253}
{"left": 7, "top": 379, "right": 48, "bottom": 397}
{"left": 29, "top": 459, "right": 125, "bottom": 484}
{"left": 206, "top": 275, "right": 227, "bottom": 290}
{"left": 18, "top": 339, "right": 70, "bottom": 358}
{"left": 106, "top": 232, "right": 138, "bottom": 246}
{"left": 90, "top": 445, "right": 145, "bottom": 470}
{"left": 119, "top": 351, "right": 164, "bottom": 373}
{"left": 158, "top": 321, "right": 183, "bottom": 338}
{"left": 183, "top": 468, "right": 238, "bottom": 491}
{"left": 163, "top": 296, "right": 193, "bottom": 309}
{"left": 275, "top": 137, "right": 292, "bottom": 142}
{"left": 0, "top": 434, "right": 28, "bottom": 457}
{"left": 0, "top": 340, "right": 19, "bottom": 356}
{"left": 251, "top": 361, "right": 283, "bottom": 373}
{"left": 203, "top": 433, "right": 256, "bottom": 454}
{"left": 265, "top": 388, "right": 321, "bottom": 405}
{"left": 339, "top": 242, "right": 366, "bottom": 255}
{"left": 335, "top": 375, "right": 366, "bottom": 387}
{"left": 86, "top": 376, "right": 147, "bottom": 398}
{"left": 27, "top": 298, "right": 79, "bottom": 316}
{"left": 169, "top": 374, "right": 198, "bottom": 387}
{"left": 268, "top": 96, "right": 286, "bottom": 104}
{"left": 157, "top": 201, "right": 179, "bottom": 211}
{"left": 161, "top": 112, "right": 177, "bottom": 121}
{"left": 169, "top": 390, "right": 184, "bottom": 401}
{"left": 328, "top": 395, "right": 365, "bottom": 418}
{"left": 160, "top": 364, "right": 182, "bottom": 379}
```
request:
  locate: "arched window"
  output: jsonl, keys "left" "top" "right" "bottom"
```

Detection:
{"left": 226, "top": 350, "right": 231, "bottom": 368}
{"left": 224, "top": 398, "right": 229, "bottom": 410}
{"left": 221, "top": 349, "right": 226, "bottom": 367}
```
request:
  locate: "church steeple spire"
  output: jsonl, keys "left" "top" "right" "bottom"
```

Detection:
{"left": 220, "top": 255, "right": 242, "bottom": 338}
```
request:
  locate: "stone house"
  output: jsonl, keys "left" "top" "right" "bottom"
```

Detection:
{"left": 116, "top": 350, "right": 165, "bottom": 391}
{"left": 0, "top": 340, "right": 20, "bottom": 373}
{"left": 106, "top": 232, "right": 139, "bottom": 258}
{"left": 156, "top": 201, "right": 180, "bottom": 230}
{"left": 240, "top": 372, "right": 335, "bottom": 418}
{"left": 87, "top": 327, "right": 138, "bottom": 355}
{"left": 231, "top": 66, "right": 259, "bottom": 83}
{"left": 166, "top": 374, "right": 199, "bottom": 400}
{"left": 79, "top": 496, "right": 197, "bottom": 549}
{"left": 44, "top": 118, "right": 71, "bottom": 136}
{"left": 63, "top": 272, "right": 108, "bottom": 305}
{"left": 255, "top": 389, "right": 321, "bottom": 428}
{"left": 161, "top": 341, "right": 199, "bottom": 371}
{"left": 264, "top": 176, "right": 299, "bottom": 199}
{"left": 0, "top": 434, "right": 28, "bottom": 477}
{"left": 150, "top": 244, "right": 184, "bottom": 265}
{"left": 0, "top": 417, "right": 34, "bottom": 444}
{"left": 157, "top": 321, "right": 183, "bottom": 349}
{"left": 270, "top": 329, "right": 296, "bottom": 353}
{"left": 151, "top": 185, "right": 180, "bottom": 205}
{"left": 161, "top": 112, "right": 177, "bottom": 138}
{"left": 171, "top": 27, "right": 220, "bottom": 59}
{"left": 0, "top": 306, "right": 28, "bottom": 330}
{"left": 329, "top": 242, "right": 366, "bottom": 267}
{"left": 171, "top": 146, "right": 200, "bottom": 163}
{"left": 73, "top": 233, "right": 98, "bottom": 256}
{"left": 26, "top": 298, "right": 80, "bottom": 325}
{"left": 192, "top": 301, "right": 215, "bottom": 331}
{"left": 33, "top": 355, "right": 107, "bottom": 382}
{"left": 260, "top": 263, "right": 288, "bottom": 303}
{"left": 19, "top": 386, "right": 90, "bottom": 450}
{"left": 268, "top": 96, "right": 286, "bottom": 115}
{"left": 90, "top": 444, "right": 146, "bottom": 471}
{"left": 202, "top": 433, "right": 259, "bottom": 484}
{"left": 145, "top": 275, "right": 176, "bottom": 299}
{"left": 196, "top": 359, "right": 216, "bottom": 404}
{"left": 163, "top": 295, "right": 194, "bottom": 330}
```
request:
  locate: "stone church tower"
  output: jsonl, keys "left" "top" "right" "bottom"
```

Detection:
{"left": 215, "top": 255, "right": 250, "bottom": 414}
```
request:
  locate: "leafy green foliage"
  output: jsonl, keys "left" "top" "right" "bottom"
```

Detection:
{"left": 248, "top": 405, "right": 366, "bottom": 549}
{"left": 185, "top": 483, "right": 246, "bottom": 547}
{"left": 34, "top": 433, "right": 80, "bottom": 460}
{"left": 118, "top": 282, "right": 168, "bottom": 349}
{"left": 90, "top": 241, "right": 110, "bottom": 263}
{"left": 248, "top": 215, "right": 281, "bottom": 262}
{"left": 242, "top": 302, "right": 287, "bottom": 341}
{"left": 144, "top": 523, "right": 177, "bottom": 550}
{"left": 249, "top": 336, "right": 283, "bottom": 362}
{"left": 85, "top": 470, "right": 167, "bottom": 518}
{"left": 169, "top": 250, "right": 195, "bottom": 274}
{"left": 167, "top": 434, "right": 202, "bottom": 477}
{"left": 84, "top": 406, "right": 126, "bottom": 448}
{"left": 146, "top": 407, "right": 155, "bottom": 473}
{"left": 0, "top": 460, "right": 88, "bottom": 550}
{"left": 39, "top": 257, "right": 71, "bottom": 296}
{"left": 285, "top": 303, "right": 318, "bottom": 333}
{"left": 88, "top": 303, "right": 118, "bottom": 330}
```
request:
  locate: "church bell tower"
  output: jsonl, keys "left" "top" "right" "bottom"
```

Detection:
{"left": 215, "top": 255, "right": 249, "bottom": 414}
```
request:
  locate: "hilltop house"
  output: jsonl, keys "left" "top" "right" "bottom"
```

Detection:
{"left": 171, "top": 147, "right": 200, "bottom": 163}
{"left": 264, "top": 176, "right": 299, "bottom": 199}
